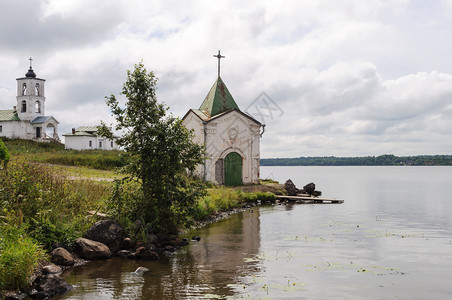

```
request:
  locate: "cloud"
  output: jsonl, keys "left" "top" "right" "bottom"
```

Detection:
{"left": 1, "top": 0, "right": 452, "bottom": 157}
{"left": 0, "top": 0, "right": 124, "bottom": 54}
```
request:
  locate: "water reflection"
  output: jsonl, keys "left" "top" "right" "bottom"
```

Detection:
{"left": 59, "top": 210, "right": 261, "bottom": 299}
{"left": 58, "top": 167, "right": 452, "bottom": 299}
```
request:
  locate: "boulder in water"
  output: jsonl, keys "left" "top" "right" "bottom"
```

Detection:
{"left": 42, "top": 264, "right": 62, "bottom": 275}
{"left": 84, "top": 220, "right": 124, "bottom": 253}
{"left": 74, "top": 238, "right": 112, "bottom": 260}
{"left": 50, "top": 247, "right": 75, "bottom": 266}
{"left": 134, "top": 267, "right": 150, "bottom": 275}
{"left": 284, "top": 179, "right": 299, "bottom": 196}
{"left": 31, "top": 274, "right": 72, "bottom": 299}
{"left": 129, "top": 246, "right": 159, "bottom": 260}
{"left": 303, "top": 182, "right": 316, "bottom": 195}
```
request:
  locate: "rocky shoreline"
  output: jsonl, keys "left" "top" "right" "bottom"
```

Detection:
{"left": 2, "top": 219, "right": 194, "bottom": 300}
{"left": 2, "top": 180, "right": 317, "bottom": 300}
{"left": 3, "top": 210, "right": 258, "bottom": 300}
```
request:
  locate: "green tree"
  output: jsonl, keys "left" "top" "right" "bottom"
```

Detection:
{"left": 99, "top": 61, "right": 205, "bottom": 233}
{"left": 0, "top": 140, "right": 10, "bottom": 170}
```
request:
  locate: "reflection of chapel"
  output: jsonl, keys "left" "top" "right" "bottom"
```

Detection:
{"left": 0, "top": 59, "right": 59, "bottom": 142}
{"left": 183, "top": 51, "right": 263, "bottom": 186}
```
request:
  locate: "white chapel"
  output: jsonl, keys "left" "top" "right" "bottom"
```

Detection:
{"left": 0, "top": 59, "right": 59, "bottom": 142}
{"left": 183, "top": 51, "right": 263, "bottom": 186}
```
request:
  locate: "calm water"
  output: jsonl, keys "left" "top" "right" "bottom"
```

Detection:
{"left": 57, "top": 166, "right": 452, "bottom": 299}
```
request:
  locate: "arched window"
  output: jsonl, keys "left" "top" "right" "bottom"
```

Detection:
{"left": 35, "top": 101, "right": 41, "bottom": 113}
{"left": 21, "top": 100, "right": 27, "bottom": 113}
{"left": 22, "top": 83, "right": 27, "bottom": 95}
{"left": 35, "top": 83, "right": 40, "bottom": 96}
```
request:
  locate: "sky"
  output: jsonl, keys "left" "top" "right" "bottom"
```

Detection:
{"left": 1, "top": 0, "right": 452, "bottom": 158}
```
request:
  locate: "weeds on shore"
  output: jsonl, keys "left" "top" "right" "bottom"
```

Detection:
{"left": 0, "top": 225, "right": 48, "bottom": 292}
{"left": 0, "top": 159, "right": 111, "bottom": 293}
{"left": 194, "top": 187, "right": 276, "bottom": 220}
{"left": 0, "top": 159, "right": 110, "bottom": 247}
{"left": 0, "top": 138, "right": 278, "bottom": 294}
{"left": 2, "top": 138, "right": 129, "bottom": 170}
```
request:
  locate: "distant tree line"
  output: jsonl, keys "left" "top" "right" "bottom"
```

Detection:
{"left": 260, "top": 154, "right": 452, "bottom": 166}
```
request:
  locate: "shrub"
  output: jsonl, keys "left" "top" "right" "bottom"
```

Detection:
{"left": 0, "top": 159, "right": 110, "bottom": 248}
{"left": 0, "top": 225, "right": 47, "bottom": 292}
{"left": 194, "top": 187, "right": 242, "bottom": 219}
{"left": 194, "top": 188, "right": 277, "bottom": 220}
{"left": 2, "top": 138, "right": 129, "bottom": 170}
{"left": 240, "top": 191, "right": 276, "bottom": 202}
{"left": 0, "top": 140, "right": 10, "bottom": 169}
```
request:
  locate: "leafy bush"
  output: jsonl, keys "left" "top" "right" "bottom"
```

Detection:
{"left": 194, "top": 187, "right": 241, "bottom": 219}
{"left": 194, "top": 188, "right": 276, "bottom": 220}
{"left": 0, "top": 139, "right": 10, "bottom": 169}
{"left": 0, "top": 159, "right": 110, "bottom": 248}
{"left": 239, "top": 191, "right": 276, "bottom": 202}
{"left": 0, "top": 225, "right": 47, "bottom": 292}
{"left": 106, "top": 175, "right": 207, "bottom": 234}
{"left": 2, "top": 138, "right": 129, "bottom": 170}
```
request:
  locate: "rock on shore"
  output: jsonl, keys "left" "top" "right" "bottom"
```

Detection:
{"left": 74, "top": 238, "right": 112, "bottom": 260}
{"left": 30, "top": 274, "right": 72, "bottom": 299}
{"left": 83, "top": 220, "right": 124, "bottom": 253}
{"left": 50, "top": 247, "right": 75, "bottom": 266}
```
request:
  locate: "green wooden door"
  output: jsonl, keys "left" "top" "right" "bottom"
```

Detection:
{"left": 224, "top": 152, "right": 242, "bottom": 186}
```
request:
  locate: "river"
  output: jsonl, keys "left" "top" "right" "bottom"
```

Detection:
{"left": 57, "top": 166, "right": 452, "bottom": 299}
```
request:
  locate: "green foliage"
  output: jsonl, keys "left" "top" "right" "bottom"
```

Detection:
{"left": 0, "top": 225, "right": 47, "bottom": 292}
{"left": 239, "top": 191, "right": 276, "bottom": 202}
{"left": 194, "top": 187, "right": 276, "bottom": 220}
{"left": 42, "top": 150, "right": 128, "bottom": 170}
{"left": 0, "top": 159, "right": 110, "bottom": 247}
{"left": 2, "top": 138, "right": 129, "bottom": 170}
{"left": 261, "top": 154, "right": 452, "bottom": 166}
{"left": 0, "top": 139, "right": 10, "bottom": 169}
{"left": 99, "top": 61, "right": 206, "bottom": 233}
{"left": 195, "top": 187, "right": 241, "bottom": 219}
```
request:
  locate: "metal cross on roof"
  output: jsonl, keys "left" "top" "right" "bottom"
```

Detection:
{"left": 29, "top": 57, "right": 33, "bottom": 69}
{"left": 213, "top": 50, "right": 225, "bottom": 78}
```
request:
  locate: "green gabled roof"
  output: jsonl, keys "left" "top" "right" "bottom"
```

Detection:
{"left": 62, "top": 131, "right": 96, "bottom": 137}
{"left": 199, "top": 76, "right": 240, "bottom": 117}
{"left": 76, "top": 126, "right": 99, "bottom": 133}
{"left": 0, "top": 110, "right": 20, "bottom": 121}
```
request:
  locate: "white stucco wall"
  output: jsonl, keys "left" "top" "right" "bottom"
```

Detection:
{"left": 0, "top": 121, "right": 20, "bottom": 138}
{"left": 183, "top": 110, "right": 261, "bottom": 185}
{"left": 182, "top": 112, "right": 205, "bottom": 177}
{"left": 64, "top": 135, "right": 119, "bottom": 150}
{"left": 16, "top": 77, "right": 46, "bottom": 122}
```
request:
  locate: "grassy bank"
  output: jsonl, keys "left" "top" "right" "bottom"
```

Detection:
{"left": 0, "top": 139, "right": 279, "bottom": 294}
{"left": 2, "top": 138, "right": 129, "bottom": 170}
{"left": 194, "top": 187, "right": 276, "bottom": 220}
{"left": 0, "top": 159, "right": 111, "bottom": 293}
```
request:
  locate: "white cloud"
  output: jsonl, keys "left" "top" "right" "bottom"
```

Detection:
{"left": 1, "top": 0, "right": 452, "bottom": 157}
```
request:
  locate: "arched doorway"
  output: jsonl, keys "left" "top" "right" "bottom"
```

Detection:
{"left": 224, "top": 152, "right": 242, "bottom": 186}
{"left": 46, "top": 124, "right": 55, "bottom": 139}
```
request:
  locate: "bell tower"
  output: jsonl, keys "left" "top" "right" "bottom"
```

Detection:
{"left": 16, "top": 57, "right": 46, "bottom": 121}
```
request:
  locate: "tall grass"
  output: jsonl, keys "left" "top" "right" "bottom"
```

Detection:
{"left": 0, "top": 142, "right": 115, "bottom": 294}
{"left": 194, "top": 187, "right": 276, "bottom": 220}
{"left": 0, "top": 159, "right": 111, "bottom": 248}
{"left": 2, "top": 138, "right": 129, "bottom": 170}
{"left": 0, "top": 225, "right": 48, "bottom": 292}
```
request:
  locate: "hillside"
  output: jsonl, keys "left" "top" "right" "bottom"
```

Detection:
{"left": 2, "top": 138, "right": 128, "bottom": 170}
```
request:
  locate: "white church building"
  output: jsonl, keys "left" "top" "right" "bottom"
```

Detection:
{"left": 0, "top": 60, "right": 59, "bottom": 142}
{"left": 183, "top": 52, "right": 263, "bottom": 186}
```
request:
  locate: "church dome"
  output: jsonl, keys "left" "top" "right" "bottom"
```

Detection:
{"left": 25, "top": 67, "right": 36, "bottom": 78}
